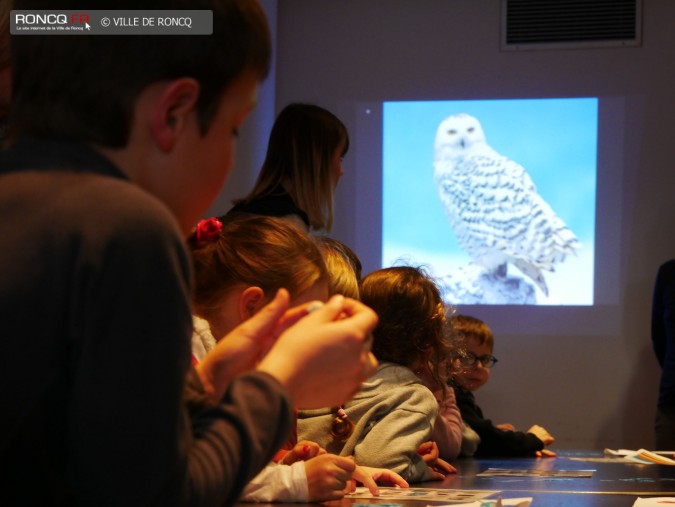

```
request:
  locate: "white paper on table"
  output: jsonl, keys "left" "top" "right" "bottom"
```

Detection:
{"left": 633, "top": 498, "right": 675, "bottom": 506}
{"left": 604, "top": 449, "right": 675, "bottom": 465}
{"left": 430, "top": 498, "right": 532, "bottom": 507}
{"left": 349, "top": 486, "right": 498, "bottom": 502}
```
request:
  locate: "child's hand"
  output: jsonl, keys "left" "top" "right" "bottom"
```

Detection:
{"left": 535, "top": 449, "right": 557, "bottom": 458}
{"left": 527, "top": 424, "right": 555, "bottom": 446}
{"left": 304, "top": 454, "right": 356, "bottom": 502}
{"left": 257, "top": 294, "right": 379, "bottom": 408}
{"left": 352, "top": 465, "right": 409, "bottom": 496}
{"left": 197, "top": 289, "right": 292, "bottom": 401}
{"left": 282, "top": 440, "right": 326, "bottom": 464}
{"left": 417, "top": 440, "right": 457, "bottom": 476}
{"left": 496, "top": 423, "right": 516, "bottom": 431}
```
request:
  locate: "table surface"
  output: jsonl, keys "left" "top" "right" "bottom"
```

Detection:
{"left": 243, "top": 451, "right": 675, "bottom": 507}
{"left": 434, "top": 450, "right": 675, "bottom": 506}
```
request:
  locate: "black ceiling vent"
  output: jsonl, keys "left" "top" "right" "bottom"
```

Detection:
{"left": 501, "top": 0, "right": 642, "bottom": 51}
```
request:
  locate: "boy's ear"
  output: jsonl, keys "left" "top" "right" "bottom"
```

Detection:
{"left": 149, "top": 77, "right": 200, "bottom": 152}
{"left": 238, "top": 286, "right": 266, "bottom": 320}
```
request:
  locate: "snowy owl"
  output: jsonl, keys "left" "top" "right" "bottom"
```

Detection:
{"left": 433, "top": 113, "right": 580, "bottom": 297}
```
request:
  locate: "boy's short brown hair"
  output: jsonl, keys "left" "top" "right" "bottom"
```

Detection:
{"left": 450, "top": 314, "right": 494, "bottom": 352}
{"left": 10, "top": 0, "right": 270, "bottom": 147}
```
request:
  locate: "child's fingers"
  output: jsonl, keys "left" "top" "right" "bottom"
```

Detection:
{"left": 272, "top": 296, "right": 374, "bottom": 341}
{"left": 436, "top": 458, "right": 457, "bottom": 474}
{"left": 336, "top": 455, "right": 357, "bottom": 473}
{"left": 420, "top": 441, "right": 440, "bottom": 461}
{"left": 258, "top": 296, "right": 378, "bottom": 407}
{"left": 428, "top": 469, "right": 446, "bottom": 481}
{"left": 342, "top": 479, "right": 357, "bottom": 496}
{"left": 417, "top": 441, "right": 433, "bottom": 455}
{"left": 298, "top": 441, "right": 323, "bottom": 459}
{"left": 274, "top": 300, "right": 324, "bottom": 331}
{"left": 371, "top": 469, "right": 409, "bottom": 489}
{"left": 385, "top": 471, "right": 409, "bottom": 488}
{"left": 354, "top": 469, "right": 379, "bottom": 496}
{"left": 302, "top": 295, "right": 378, "bottom": 331}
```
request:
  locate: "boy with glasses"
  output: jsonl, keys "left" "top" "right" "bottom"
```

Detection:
{"left": 449, "top": 315, "right": 556, "bottom": 457}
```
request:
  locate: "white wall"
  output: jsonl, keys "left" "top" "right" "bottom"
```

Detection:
{"left": 216, "top": 0, "right": 675, "bottom": 450}
{"left": 205, "top": 0, "right": 277, "bottom": 218}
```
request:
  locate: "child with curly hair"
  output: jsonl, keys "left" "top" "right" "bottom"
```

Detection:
{"left": 299, "top": 266, "right": 458, "bottom": 482}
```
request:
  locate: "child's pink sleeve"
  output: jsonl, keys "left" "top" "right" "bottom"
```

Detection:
{"left": 431, "top": 385, "right": 463, "bottom": 460}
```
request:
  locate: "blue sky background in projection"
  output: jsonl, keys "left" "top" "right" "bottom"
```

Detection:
{"left": 382, "top": 98, "right": 598, "bottom": 305}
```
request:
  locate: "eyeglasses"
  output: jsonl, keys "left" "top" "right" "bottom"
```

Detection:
{"left": 455, "top": 352, "right": 498, "bottom": 369}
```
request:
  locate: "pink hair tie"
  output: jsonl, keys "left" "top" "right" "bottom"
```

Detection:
{"left": 195, "top": 217, "right": 223, "bottom": 243}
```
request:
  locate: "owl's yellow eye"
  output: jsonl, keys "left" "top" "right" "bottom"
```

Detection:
{"left": 447, "top": 129, "right": 457, "bottom": 135}
{"left": 467, "top": 127, "right": 475, "bottom": 133}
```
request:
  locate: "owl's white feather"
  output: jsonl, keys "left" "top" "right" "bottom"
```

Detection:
{"left": 433, "top": 113, "right": 580, "bottom": 297}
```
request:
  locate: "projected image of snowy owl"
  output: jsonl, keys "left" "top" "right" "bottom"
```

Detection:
{"left": 433, "top": 113, "right": 580, "bottom": 297}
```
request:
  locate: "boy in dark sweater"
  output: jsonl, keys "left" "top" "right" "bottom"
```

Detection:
{"left": 1, "top": 1, "right": 378, "bottom": 504}
{"left": 450, "top": 315, "right": 556, "bottom": 457}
